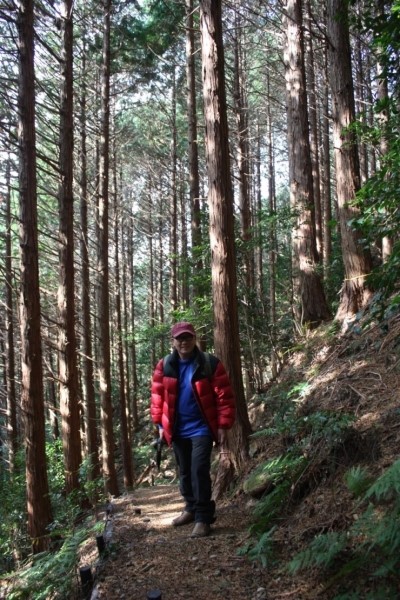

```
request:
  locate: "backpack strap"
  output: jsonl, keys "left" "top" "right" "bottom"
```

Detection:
{"left": 163, "top": 350, "right": 217, "bottom": 381}
{"left": 203, "top": 351, "right": 212, "bottom": 380}
{"left": 202, "top": 351, "right": 219, "bottom": 381}
{"left": 163, "top": 353, "right": 178, "bottom": 378}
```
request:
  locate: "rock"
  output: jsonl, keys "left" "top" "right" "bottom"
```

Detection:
{"left": 243, "top": 464, "right": 274, "bottom": 498}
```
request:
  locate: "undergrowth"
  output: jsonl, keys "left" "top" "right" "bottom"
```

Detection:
{"left": 241, "top": 382, "right": 356, "bottom": 568}
{"left": 288, "top": 460, "right": 400, "bottom": 598}
{"left": 0, "top": 441, "right": 106, "bottom": 599}
{"left": 242, "top": 373, "right": 400, "bottom": 597}
{"left": 6, "top": 524, "right": 101, "bottom": 600}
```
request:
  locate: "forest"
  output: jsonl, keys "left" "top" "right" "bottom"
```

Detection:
{"left": 0, "top": 0, "right": 400, "bottom": 597}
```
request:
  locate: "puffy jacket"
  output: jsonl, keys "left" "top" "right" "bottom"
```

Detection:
{"left": 150, "top": 347, "right": 236, "bottom": 446}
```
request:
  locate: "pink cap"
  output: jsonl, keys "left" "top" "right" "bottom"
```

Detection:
{"left": 171, "top": 322, "right": 196, "bottom": 338}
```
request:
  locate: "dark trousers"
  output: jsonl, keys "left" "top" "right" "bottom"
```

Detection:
{"left": 172, "top": 436, "right": 215, "bottom": 524}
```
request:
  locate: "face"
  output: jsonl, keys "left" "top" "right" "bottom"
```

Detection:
{"left": 173, "top": 333, "right": 196, "bottom": 359}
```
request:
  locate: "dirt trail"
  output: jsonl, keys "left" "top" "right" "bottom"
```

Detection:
{"left": 88, "top": 483, "right": 268, "bottom": 600}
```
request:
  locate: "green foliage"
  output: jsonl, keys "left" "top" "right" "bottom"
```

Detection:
{"left": 0, "top": 442, "right": 107, "bottom": 597}
{"left": 344, "top": 466, "right": 373, "bottom": 498}
{"left": 0, "top": 452, "right": 30, "bottom": 571}
{"left": 7, "top": 526, "right": 95, "bottom": 600}
{"left": 110, "top": 0, "right": 185, "bottom": 77}
{"left": 238, "top": 527, "right": 277, "bottom": 568}
{"left": 344, "top": 2, "right": 400, "bottom": 322}
{"left": 250, "top": 479, "right": 293, "bottom": 532}
{"left": 134, "top": 441, "right": 157, "bottom": 473}
{"left": 244, "top": 407, "right": 356, "bottom": 565}
{"left": 298, "top": 412, "right": 355, "bottom": 446}
{"left": 287, "top": 460, "right": 400, "bottom": 598}
{"left": 46, "top": 440, "right": 103, "bottom": 531}
{"left": 288, "top": 531, "right": 348, "bottom": 573}
{"left": 364, "top": 459, "right": 400, "bottom": 502}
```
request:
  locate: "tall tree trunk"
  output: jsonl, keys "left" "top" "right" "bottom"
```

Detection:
{"left": 97, "top": 0, "right": 119, "bottom": 496}
{"left": 266, "top": 76, "right": 280, "bottom": 378}
{"left": 284, "top": 0, "right": 331, "bottom": 327}
{"left": 121, "top": 215, "right": 132, "bottom": 441}
{"left": 354, "top": 30, "right": 368, "bottom": 184}
{"left": 200, "top": 0, "right": 252, "bottom": 496}
{"left": 128, "top": 224, "right": 139, "bottom": 431}
{"left": 233, "top": 6, "right": 253, "bottom": 293}
{"left": 186, "top": 0, "right": 207, "bottom": 349}
{"left": 58, "top": 0, "right": 81, "bottom": 494}
{"left": 255, "top": 122, "right": 263, "bottom": 301}
{"left": 305, "top": 0, "right": 323, "bottom": 261}
{"left": 170, "top": 67, "right": 178, "bottom": 313}
{"left": 47, "top": 349, "right": 59, "bottom": 440}
{"left": 17, "top": 0, "right": 52, "bottom": 551}
{"left": 322, "top": 32, "right": 332, "bottom": 275}
{"left": 180, "top": 179, "right": 190, "bottom": 306}
{"left": 327, "top": 0, "right": 373, "bottom": 322}
{"left": 5, "top": 156, "right": 18, "bottom": 472}
{"left": 113, "top": 159, "right": 133, "bottom": 489}
{"left": 78, "top": 35, "right": 100, "bottom": 481}
{"left": 377, "top": 0, "right": 392, "bottom": 262}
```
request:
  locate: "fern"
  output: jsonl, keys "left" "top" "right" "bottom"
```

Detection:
{"left": 364, "top": 459, "right": 400, "bottom": 502}
{"left": 287, "top": 461, "right": 400, "bottom": 597}
{"left": 251, "top": 480, "right": 292, "bottom": 533}
{"left": 288, "top": 531, "right": 347, "bottom": 573}
{"left": 246, "top": 527, "right": 277, "bottom": 567}
{"left": 7, "top": 526, "right": 93, "bottom": 599}
{"left": 344, "top": 466, "right": 374, "bottom": 497}
{"left": 249, "top": 427, "right": 277, "bottom": 439}
{"left": 334, "top": 585, "right": 399, "bottom": 600}
{"left": 250, "top": 454, "right": 308, "bottom": 532}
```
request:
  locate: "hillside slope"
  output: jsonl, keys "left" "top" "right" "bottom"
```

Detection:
{"left": 243, "top": 311, "right": 400, "bottom": 598}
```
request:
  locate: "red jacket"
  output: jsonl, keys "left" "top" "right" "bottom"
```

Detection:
{"left": 150, "top": 348, "right": 236, "bottom": 446}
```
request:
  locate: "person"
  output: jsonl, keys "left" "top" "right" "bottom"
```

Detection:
{"left": 150, "top": 322, "right": 236, "bottom": 537}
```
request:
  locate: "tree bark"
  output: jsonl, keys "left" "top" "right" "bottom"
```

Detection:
{"left": 200, "top": 0, "right": 252, "bottom": 495}
{"left": 185, "top": 0, "right": 205, "bottom": 312}
{"left": 305, "top": 0, "right": 323, "bottom": 261}
{"left": 17, "top": 0, "right": 52, "bottom": 551}
{"left": 322, "top": 31, "right": 333, "bottom": 275}
{"left": 284, "top": 0, "right": 331, "bottom": 327}
{"left": 5, "top": 156, "right": 18, "bottom": 472}
{"left": 97, "top": 0, "right": 119, "bottom": 496}
{"left": 58, "top": 0, "right": 81, "bottom": 494}
{"left": 376, "top": 0, "right": 393, "bottom": 262}
{"left": 170, "top": 66, "right": 178, "bottom": 313}
{"left": 128, "top": 224, "right": 139, "bottom": 431}
{"left": 113, "top": 157, "right": 133, "bottom": 489}
{"left": 78, "top": 34, "right": 100, "bottom": 481}
{"left": 233, "top": 5, "right": 253, "bottom": 292}
{"left": 327, "top": 0, "right": 373, "bottom": 322}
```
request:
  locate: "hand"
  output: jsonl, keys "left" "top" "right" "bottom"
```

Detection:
{"left": 158, "top": 427, "right": 164, "bottom": 441}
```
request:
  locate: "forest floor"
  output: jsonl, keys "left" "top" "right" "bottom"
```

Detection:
{"left": 77, "top": 308, "right": 400, "bottom": 600}
{"left": 83, "top": 484, "right": 265, "bottom": 600}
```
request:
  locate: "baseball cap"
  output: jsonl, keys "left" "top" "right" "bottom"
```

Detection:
{"left": 171, "top": 322, "right": 196, "bottom": 338}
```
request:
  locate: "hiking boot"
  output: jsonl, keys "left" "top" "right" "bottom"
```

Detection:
{"left": 172, "top": 511, "right": 195, "bottom": 527}
{"left": 190, "top": 522, "right": 211, "bottom": 538}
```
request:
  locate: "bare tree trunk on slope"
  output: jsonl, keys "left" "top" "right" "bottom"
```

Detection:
{"left": 200, "top": 0, "right": 252, "bottom": 498}
{"left": 284, "top": 0, "right": 331, "bottom": 328}
{"left": 327, "top": 0, "right": 372, "bottom": 324}
{"left": 17, "top": 0, "right": 52, "bottom": 551}
{"left": 97, "top": 0, "right": 119, "bottom": 497}
{"left": 58, "top": 0, "right": 81, "bottom": 494}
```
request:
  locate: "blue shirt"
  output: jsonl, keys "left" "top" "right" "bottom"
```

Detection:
{"left": 175, "top": 358, "right": 211, "bottom": 439}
